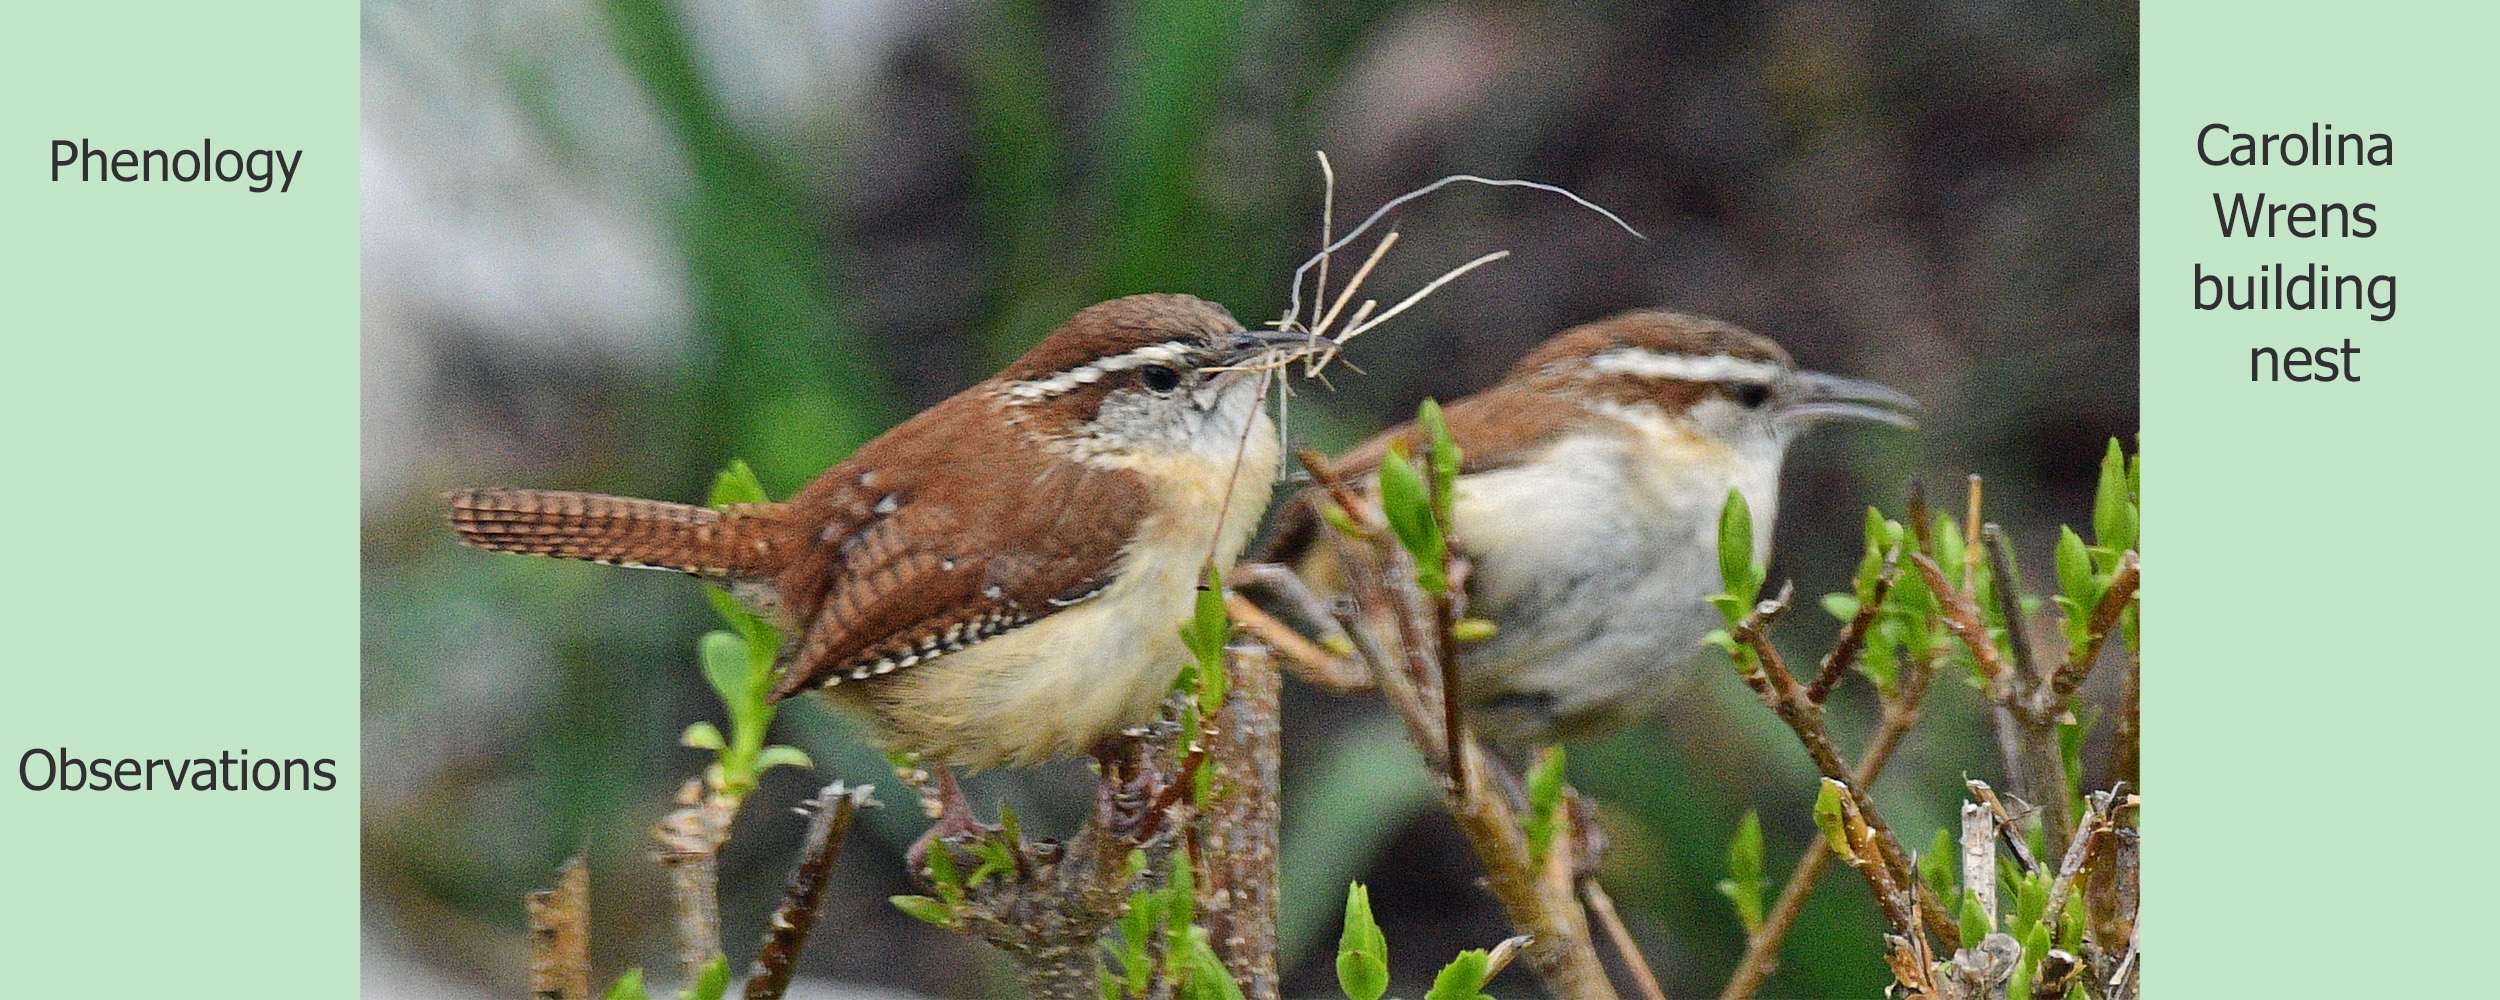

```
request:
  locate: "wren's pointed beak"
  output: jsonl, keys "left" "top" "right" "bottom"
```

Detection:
{"left": 1778, "top": 370, "right": 1920, "bottom": 429}
{"left": 1224, "top": 326, "right": 1316, "bottom": 366}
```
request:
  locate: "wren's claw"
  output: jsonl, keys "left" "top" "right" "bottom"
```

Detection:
{"left": 905, "top": 766, "right": 999, "bottom": 879}
{"left": 1091, "top": 722, "right": 1192, "bottom": 848}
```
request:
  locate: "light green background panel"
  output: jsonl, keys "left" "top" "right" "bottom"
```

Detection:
{"left": 2145, "top": 2, "right": 2500, "bottom": 995}
{"left": 0, "top": 2, "right": 356, "bottom": 995}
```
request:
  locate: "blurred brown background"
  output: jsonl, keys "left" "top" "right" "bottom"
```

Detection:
{"left": 361, "top": 1, "right": 2136, "bottom": 996}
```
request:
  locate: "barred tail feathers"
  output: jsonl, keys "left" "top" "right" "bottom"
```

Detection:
{"left": 446, "top": 488, "right": 783, "bottom": 577}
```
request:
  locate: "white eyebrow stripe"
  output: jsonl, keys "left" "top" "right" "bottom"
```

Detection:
{"left": 1584, "top": 348, "right": 1784, "bottom": 384}
{"left": 1000, "top": 341, "right": 1198, "bottom": 401}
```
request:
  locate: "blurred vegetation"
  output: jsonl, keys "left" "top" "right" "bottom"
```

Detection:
{"left": 361, "top": 0, "right": 2136, "bottom": 996}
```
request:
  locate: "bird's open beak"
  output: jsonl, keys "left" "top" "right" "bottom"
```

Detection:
{"left": 1779, "top": 370, "right": 1920, "bottom": 429}
{"left": 1224, "top": 326, "right": 1318, "bottom": 366}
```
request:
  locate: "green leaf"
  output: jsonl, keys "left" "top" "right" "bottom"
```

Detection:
{"left": 1724, "top": 808, "right": 1763, "bottom": 882}
{"left": 2059, "top": 705, "right": 2101, "bottom": 814}
{"left": 1376, "top": 446, "right": 1446, "bottom": 593}
{"left": 965, "top": 839, "right": 1017, "bottom": 888}
{"left": 709, "top": 458, "right": 770, "bottom": 508}
{"left": 754, "top": 744, "right": 813, "bottom": 773}
{"left": 2093, "top": 439, "right": 2130, "bottom": 553}
{"left": 1451, "top": 617, "right": 1497, "bottom": 643}
{"left": 1920, "top": 827, "right": 1956, "bottom": 904}
{"left": 2054, "top": 527, "right": 2096, "bottom": 610}
{"left": 680, "top": 956, "right": 730, "bottom": 1000}
{"left": 1118, "top": 882, "right": 1157, "bottom": 997}
{"left": 1716, "top": 489, "right": 1759, "bottom": 604}
{"left": 1717, "top": 809, "right": 1765, "bottom": 934}
{"left": 1523, "top": 747, "right": 1568, "bottom": 866}
{"left": 1176, "top": 558, "right": 1230, "bottom": 729}
{"left": 1320, "top": 503, "right": 1361, "bottom": 537}
{"left": 699, "top": 631, "right": 749, "bottom": 709}
{"left": 1424, "top": 948, "right": 1493, "bottom": 1000}
{"left": 1931, "top": 513, "right": 1964, "bottom": 585}
{"left": 891, "top": 894, "right": 954, "bottom": 928}
{"left": 924, "top": 839, "right": 964, "bottom": 908}
{"left": 1165, "top": 847, "right": 1198, "bottom": 948}
{"left": 1183, "top": 565, "right": 1231, "bottom": 671}
{"left": 1336, "top": 883, "right": 1390, "bottom": 1000}
{"left": 1959, "top": 892, "right": 1994, "bottom": 949}
{"left": 601, "top": 968, "right": 649, "bottom": 1000}
{"left": 2054, "top": 527, "right": 2098, "bottom": 648}
{"left": 1821, "top": 593, "right": 1860, "bottom": 621}
{"left": 1418, "top": 398, "right": 1462, "bottom": 527}
{"left": 679, "top": 721, "right": 726, "bottom": 751}
{"left": 2011, "top": 867, "right": 2050, "bottom": 938}
{"left": 1179, "top": 925, "right": 1248, "bottom": 1000}
{"left": 1858, "top": 628, "right": 1900, "bottom": 697}
{"left": 1813, "top": 780, "right": 1854, "bottom": 863}
{"left": 2012, "top": 922, "right": 2052, "bottom": 1000}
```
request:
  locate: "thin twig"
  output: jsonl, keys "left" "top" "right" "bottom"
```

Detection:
{"left": 2037, "top": 792, "right": 2121, "bottom": 951}
{"left": 1980, "top": 525, "right": 2075, "bottom": 856}
{"left": 525, "top": 857, "right": 591, "bottom": 1000}
{"left": 1312, "top": 229, "right": 1396, "bottom": 340}
{"left": 1730, "top": 587, "right": 1958, "bottom": 953}
{"left": 1980, "top": 525, "right": 2040, "bottom": 687}
{"left": 1961, "top": 476, "right": 1983, "bottom": 596}
{"left": 1821, "top": 778, "right": 1918, "bottom": 941}
{"left": 1718, "top": 643, "right": 1943, "bottom": 1000}
{"left": 1281, "top": 174, "right": 1643, "bottom": 333}
{"left": 1909, "top": 553, "right": 2008, "bottom": 686}
{"left": 1224, "top": 590, "right": 1367, "bottom": 692}
{"left": 1312, "top": 151, "right": 1334, "bottom": 328}
{"left": 1806, "top": 548, "right": 1899, "bottom": 703}
{"left": 1296, "top": 448, "right": 1383, "bottom": 536}
{"left": 1337, "top": 251, "right": 1509, "bottom": 346}
{"left": 1964, "top": 781, "right": 2042, "bottom": 877}
{"left": 1905, "top": 479, "right": 1933, "bottom": 551}
{"left": 745, "top": 783, "right": 878, "bottom": 1000}
{"left": 1583, "top": 877, "right": 1669, "bottom": 1000}
{"left": 2044, "top": 551, "right": 2139, "bottom": 709}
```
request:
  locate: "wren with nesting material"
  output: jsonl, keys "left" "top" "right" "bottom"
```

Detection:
{"left": 451, "top": 294, "right": 1299, "bottom": 769}
{"left": 1267, "top": 309, "right": 1916, "bottom": 746}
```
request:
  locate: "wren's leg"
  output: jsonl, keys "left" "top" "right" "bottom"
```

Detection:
{"left": 904, "top": 765, "right": 990, "bottom": 877}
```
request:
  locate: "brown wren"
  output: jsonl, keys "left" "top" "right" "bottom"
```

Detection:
{"left": 451, "top": 293, "right": 1301, "bottom": 770}
{"left": 1265, "top": 309, "right": 1916, "bottom": 747}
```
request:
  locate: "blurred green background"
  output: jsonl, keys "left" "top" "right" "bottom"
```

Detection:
{"left": 360, "top": 1, "right": 2136, "bottom": 996}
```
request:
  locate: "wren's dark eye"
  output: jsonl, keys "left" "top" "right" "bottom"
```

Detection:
{"left": 1139, "top": 363, "right": 1181, "bottom": 394}
{"left": 1730, "top": 382, "right": 1772, "bottom": 409}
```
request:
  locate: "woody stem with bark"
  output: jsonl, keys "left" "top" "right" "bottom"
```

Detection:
{"left": 1730, "top": 586, "right": 1957, "bottom": 953}
{"left": 1720, "top": 648, "right": 1943, "bottom": 1000}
